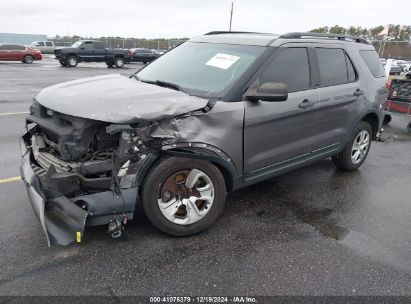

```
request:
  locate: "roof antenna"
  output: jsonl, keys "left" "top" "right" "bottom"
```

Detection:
{"left": 229, "top": 2, "right": 234, "bottom": 32}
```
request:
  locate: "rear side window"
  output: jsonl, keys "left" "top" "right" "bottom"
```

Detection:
{"left": 316, "top": 48, "right": 353, "bottom": 86}
{"left": 83, "top": 42, "right": 94, "bottom": 49}
{"left": 93, "top": 42, "right": 104, "bottom": 49}
{"left": 259, "top": 47, "right": 310, "bottom": 93}
{"left": 359, "top": 50, "right": 386, "bottom": 78}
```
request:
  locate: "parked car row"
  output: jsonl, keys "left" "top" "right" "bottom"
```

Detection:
{"left": 381, "top": 58, "right": 411, "bottom": 75}
{"left": 0, "top": 40, "right": 165, "bottom": 68}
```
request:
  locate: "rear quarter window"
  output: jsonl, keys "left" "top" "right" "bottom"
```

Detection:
{"left": 359, "top": 50, "right": 386, "bottom": 78}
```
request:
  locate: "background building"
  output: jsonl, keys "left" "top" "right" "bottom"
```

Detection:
{"left": 0, "top": 33, "right": 48, "bottom": 45}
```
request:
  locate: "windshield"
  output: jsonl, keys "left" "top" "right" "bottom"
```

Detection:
{"left": 71, "top": 41, "right": 82, "bottom": 48}
{"left": 136, "top": 42, "right": 265, "bottom": 97}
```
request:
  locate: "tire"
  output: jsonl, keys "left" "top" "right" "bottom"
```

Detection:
{"left": 106, "top": 61, "right": 113, "bottom": 68}
{"left": 382, "top": 114, "right": 392, "bottom": 125}
{"left": 59, "top": 59, "right": 67, "bottom": 67}
{"left": 114, "top": 56, "right": 125, "bottom": 68}
{"left": 332, "top": 121, "right": 372, "bottom": 171}
{"left": 66, "top": 55, "right": 78, "bottom": 67}
{"left": 407, "top": 122, "right": 411, "bottom": 133}
{"left": 143, "top": 61, "right": 147, "bottom": 64}
{"left": 142, "top": 157, "right": 226, "bottom": 236}
{"left": 22, "top": 55, "right": 34, "bottom": 64}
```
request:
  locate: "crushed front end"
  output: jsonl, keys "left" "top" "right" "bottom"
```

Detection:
{"left": 20, "top": 100, "right": 154, "bottom": 246}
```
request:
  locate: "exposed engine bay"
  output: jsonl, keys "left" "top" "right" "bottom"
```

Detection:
{"left": 27, "top": 99, "right": 156, "bottom": 198}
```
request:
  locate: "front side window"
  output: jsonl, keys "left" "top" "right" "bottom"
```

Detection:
{"left": 259, "top": 47, "right": 310, "bottom": 93}
{"left": 136, "top": 42, "right": 266, "bottom": 97}
{"left": 71, "top": 41, "right": 82, "bottom": 48}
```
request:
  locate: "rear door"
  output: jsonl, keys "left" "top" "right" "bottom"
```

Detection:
{"left": 244, "top": 45, "right": 319, "bottom": 174}
{"left": 92, "top": 41, "right": 106, "bottom": 62}
{"left": 310, "top": 46, "right": 362, "bottom": 150}
{"left": 9, "top": 45, "right": 26, "bottom": 61}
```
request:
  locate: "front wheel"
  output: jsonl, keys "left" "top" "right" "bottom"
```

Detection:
{"left": 23, "top": 55, "right": 34, "bottom": 64}
{"left": 142, "top": 157, "right": 226, "bottom": 236}
{"left": 332, "top": 121, "right": 372, "bottom": 171}
{"left": 114, "top": 57, "right": 125, "bottom": 68}
{"left": 66, "top": 55, "right": 78, "bottom": 67}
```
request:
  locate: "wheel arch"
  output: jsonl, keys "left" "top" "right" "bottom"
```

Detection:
{"left": 135, "top": 146, "right": 241, "bottom": 194}
{"left": 360, "top": 111, "right": 380, "bottom": 139}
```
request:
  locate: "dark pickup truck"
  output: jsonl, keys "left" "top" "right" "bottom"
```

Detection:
{"left": 54, "top": 40, "right": 132, "bottom": 68}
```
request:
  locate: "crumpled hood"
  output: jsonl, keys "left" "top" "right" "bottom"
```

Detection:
{"left": 35, "top": 74, "right": 209, "bottom": 123}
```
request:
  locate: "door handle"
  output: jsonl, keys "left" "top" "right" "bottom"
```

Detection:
{"left": 298, "top": 99, "right": 315, "bottom": 109}
{"left": 353, "top": 89, "right": 364, "bottom": 97}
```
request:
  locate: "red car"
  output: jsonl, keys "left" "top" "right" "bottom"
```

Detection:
{"left": 0, "top": 43, "right": 42, "bottom": 63}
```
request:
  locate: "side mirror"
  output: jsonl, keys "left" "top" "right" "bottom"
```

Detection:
{"left": 245, "top": 82, "right": 288, "bottom": 102}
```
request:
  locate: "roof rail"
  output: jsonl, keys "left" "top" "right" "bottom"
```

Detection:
{"left": 205, "top": 31, "right": 264, "bottom": 35}
{"left": 280, "top": 32, "right": 370, "bottom": 45}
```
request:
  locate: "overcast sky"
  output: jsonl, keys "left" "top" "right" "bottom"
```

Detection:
{"left": 1, "top": 0, "right": 409, "bottom": 38}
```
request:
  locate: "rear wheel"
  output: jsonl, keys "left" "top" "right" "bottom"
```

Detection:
{"left": 332, "top": 121, "right": 372, "bottom": 171}
{"left": 142, "top": 157, "right": 226, "bottom": 236}
{"left": 23, "top": 55, "right": 34, "bottom": 64}
{"left": 67, "top": 55, "right": 78, "bottom": 67}
{"left": 114, "top": 56, "right": 125, "bottom": 68}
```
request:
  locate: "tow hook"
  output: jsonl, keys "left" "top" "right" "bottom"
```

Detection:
{"left": 107, "top": 215, "right": 128, "bottom": 239}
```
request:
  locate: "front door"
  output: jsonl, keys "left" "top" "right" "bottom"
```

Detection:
{"left": 244, "top": 46, "right": 319, "bottom": 174}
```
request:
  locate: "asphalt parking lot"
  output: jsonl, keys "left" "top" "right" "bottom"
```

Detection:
{"left": 0, "top": 57, "right": 410, "bottom": 297}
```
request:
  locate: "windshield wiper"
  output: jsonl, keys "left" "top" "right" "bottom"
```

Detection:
{"left": 154, "top": 80, "right": 184, "bottom": 92}
{"left": 137, "top": 78, "right": 184, "bottom": 92}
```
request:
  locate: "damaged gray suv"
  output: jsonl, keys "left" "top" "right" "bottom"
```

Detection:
{"left": 20, "top": 32, "right": 387, "bottom": 246}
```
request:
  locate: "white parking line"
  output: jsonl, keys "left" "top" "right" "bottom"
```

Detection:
{"left": 0, "top": 111, "right": 29, "bottom": 116}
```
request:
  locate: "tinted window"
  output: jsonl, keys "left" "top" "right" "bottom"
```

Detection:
{"left": 359, "top": 50, "right": 386, "bottom": 78}
{"left": 45, "top": 42, "right": 53, "bottom": 46}
{"left": 93, "top": 42, "right": 104, "bottom": 49}
{"left": 83, "top": 42, "right": 94, "bottom": 49}
{"left": 260, "top": 48, "right": 310, "bottom": 92}
{"left": 317, "top": 48, "right": 348, "bottom": 86}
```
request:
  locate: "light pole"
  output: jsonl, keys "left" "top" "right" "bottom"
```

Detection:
{"left": 229, "top": 2, "right": 234, "bottom": 32}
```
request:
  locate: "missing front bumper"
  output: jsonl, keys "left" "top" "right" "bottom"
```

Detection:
{"left": 19, "top": 134, "right": 138, "bottom": 246}
{"left": 20, "top": 136, "right": 88, "bottom": 246}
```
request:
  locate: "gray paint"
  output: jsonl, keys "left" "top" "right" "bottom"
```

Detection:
{"left": 35, "top": 74, "right": 209, "bottom": 123}
{"left": 21, "top": 32, "right": 388, "bottom": 246}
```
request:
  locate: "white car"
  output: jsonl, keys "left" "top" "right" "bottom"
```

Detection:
{"left": 30, "top": 41, "right": 55, "bottom": 54}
